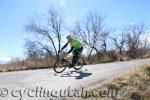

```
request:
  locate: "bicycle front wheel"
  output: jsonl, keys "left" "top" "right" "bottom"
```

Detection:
{"left": 74, "top": 57, "right": 85, "bottom": 70}
{"left": 54, "top": 59, "right": 68, "bottom": 73}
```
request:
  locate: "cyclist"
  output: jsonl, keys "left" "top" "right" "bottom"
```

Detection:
{"left": 60, "top": 35, "right": 83, "bottom": 67}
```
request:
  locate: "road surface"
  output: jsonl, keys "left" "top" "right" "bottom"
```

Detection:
{"left": 0, "top": 58, "right": 150, "bottom": 100}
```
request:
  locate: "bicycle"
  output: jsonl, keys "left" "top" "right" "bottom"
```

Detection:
{"left": 54, "top": 50, "right": 85, "bottom": 73}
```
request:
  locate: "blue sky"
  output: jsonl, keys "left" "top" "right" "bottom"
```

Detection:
{"left": 0, "top": 0, "right": 150, "bottom": 61}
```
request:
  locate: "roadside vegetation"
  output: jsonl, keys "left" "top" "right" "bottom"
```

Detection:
{"left": 70, "top": 65, "right": 150, "bottom": 100}
{"left": 0, "top": 8, "right": 150, "bottom": 72}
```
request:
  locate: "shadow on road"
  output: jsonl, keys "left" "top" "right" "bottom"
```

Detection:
{"left": 55, "top": 69, "right": 92, "bottom": 80}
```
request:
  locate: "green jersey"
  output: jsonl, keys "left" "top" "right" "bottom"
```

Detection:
{"left": 70, "top": 38, "right": 83, "bottom": 49}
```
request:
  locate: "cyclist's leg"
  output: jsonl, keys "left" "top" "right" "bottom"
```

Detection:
{"left": 76, "top": 47, "right": 83, "bottom": 63}
{"left": 78, "top": 47, "right": 83, "bottom": 56}
{"left": 70, "top": 50, "right": 78, "bottom": 67}
{"left": 71, "top": 47, "right": 83, "bottom": 66}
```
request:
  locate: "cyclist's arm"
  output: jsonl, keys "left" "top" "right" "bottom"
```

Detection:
{"left": 67, "top": 46, "right": 74, "bottom": 54}
{"left": 61, "top": 41, "right": 69, "bottom": 50}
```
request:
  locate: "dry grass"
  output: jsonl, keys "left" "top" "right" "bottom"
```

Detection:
{"left": 87, "top": 52, "right": 131, "bottom": 65}
{"left": 94, "top": 65, "right": 150, "bottom": 100}
{"left": 0, "top": 51, "right": 146, "bottom": 73}
{"left": 71, "top": 65, "right": 150, "bottom": 100}
{"left": 0, "top": 57, "right": 55, "bottom": 72}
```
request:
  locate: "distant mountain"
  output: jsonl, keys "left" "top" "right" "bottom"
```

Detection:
{"left": 0, "top": 60, "right": 7, "bottom": 64}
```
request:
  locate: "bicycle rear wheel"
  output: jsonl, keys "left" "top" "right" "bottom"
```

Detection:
{"left": 74, "top": 57, "right": 85, "bottom": 70}
{"left": 54, "top": 59, "right": 68, "bottom": 73}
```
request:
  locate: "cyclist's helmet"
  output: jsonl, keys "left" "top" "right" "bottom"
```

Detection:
{"left": 66, "top": 35, "right": 71, "bottom": 39}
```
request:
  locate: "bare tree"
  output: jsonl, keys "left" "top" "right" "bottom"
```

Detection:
{"left": 98, "top": 30, "right": 110, "bottom": 55}
{"left": 110, "top": 32, "right": 126, "bottom": 55}
{"left": 138, "top": 35, "right": 150, "bottom": 58}
{"left": 24, "top": 40, "right": 44, "bottom": 63}
{"left": 72, "top": 12, "right": 107, "bottom": 61}
{"left": 125, "top": 24, "right": 146, "bottom": 58}
{"left": 25, "top": 8, "right": 63, "bottom": 60}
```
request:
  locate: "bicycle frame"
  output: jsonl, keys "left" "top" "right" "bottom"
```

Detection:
{"left": 54, "top": 51, "right": 85, "bottom": 73}
{"left": 59, "top": 51, "right": 71, "bottom": 65}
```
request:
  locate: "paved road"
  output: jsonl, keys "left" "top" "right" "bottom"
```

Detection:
{"left": 0, "top": 58, "right": 150, "bottom": 100}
